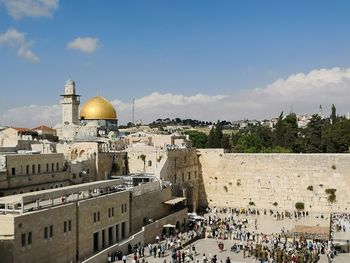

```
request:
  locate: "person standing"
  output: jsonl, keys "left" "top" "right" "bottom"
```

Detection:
{"left": 203, "top": 253, "right": 208, "bottom": 263}
{"left": 122, "top": 254, "right": 127, "bottom": 263}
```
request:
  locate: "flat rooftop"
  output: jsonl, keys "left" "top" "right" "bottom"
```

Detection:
{"left": 0, "top": 179, "right": 126, "bottom": 215}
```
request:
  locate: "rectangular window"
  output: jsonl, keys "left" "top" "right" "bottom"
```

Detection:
{"left": 102, "top": 229, "right": 106, "bottom": 248}
{"left": 124, "top": 203, "right": 127, "bottom": 213}
{"left": 68, "top": 220, "right": 71, "bottom": 231}
{"left": 116, "top": 225, "right": 119, "bottom": 242}
{"left": 32, "top": 164, "right": 35, "bottom": 174}
{"left": 38, "top": 164, "right": 41, "bottom": 173}
{"left": 97, "top": 212, "right": 100, "bottom": 222}
{"left": 108, "top": 227, "right": 113, "bottom": 245}
{"left": 188, "top": 172, "right": 191, "bottom": 180}
{"left": 11, "top": 167, "right": 15, "bottom": 176}
{"left": 49, "top": 225, "right": 53, "bottom": 238}
{"left": 122, "top": 222, "right": 126, "bottom": 239}
{"left": 28, "top": 232, "right": 32, "bottom": 245}
{"left": 121, "top": 205, "right": 123, "bottom": 214}
{"left": 93, "top": 232, "right": 99, "bottom": 252}
{"left": 44, "top": 227, "right": 48, "bottom": 239}
{"left": 112, "top": 207, "right": 114, "bottom": 217}
{"left": 51, "top": 163, "right": 54, "bottom": 172}
{"left": 108, "top": 208, "right": 111, "bottom": 218}
{"left": 21, "top": 233, "right": 26, "bottom": 247}
{"left": 64, "top": 221, "right": 67, "bottom": 233}
{"left": 94, "top": 212, "right": 96, "bottom": 223}
{"left": 56, "top": 163, "right": 59, "bottom": 171}
{"left": 26, "top": 165, "right": 30, "bottom": 175}
{"left": 182, "top": 173, "right": 184, "bottom": 182}
{"left": 46, "top": 163, "right": 49, "bottom": 172}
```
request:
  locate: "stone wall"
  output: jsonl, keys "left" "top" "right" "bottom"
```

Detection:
{"left": 82, "top": 209, "right": 188, "bottom": 263}
{"left": 126, "top": 144, "right": 167, "bottom": 175}
{"left": 130, "top": 186, "right": 173, "bottom": 234}
{"left": 78, "top": 190, "right": 130, "bottom": 261}
{"left": 0, "top": 153, "right": 71, "bottom": 196}
{"left": 198, "top": 149, "right": 350, "bottom": 213}
{"left": 126, "top": 146, "right": 200, "bottom": 211}
{"left": 97, "top": 152, "right": 127, "bottom": 181}
{"left": 3, "top": 203, "right": 77, "bottom": 263}
{"left": 161, "top": 148, "right": 200, "bottom": 212}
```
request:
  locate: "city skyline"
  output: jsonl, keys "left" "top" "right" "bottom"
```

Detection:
{"left": 1, "top": 1, "right": 350, "bottom": 126}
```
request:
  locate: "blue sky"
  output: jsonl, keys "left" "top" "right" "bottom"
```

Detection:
{"left": 1, "top": 1, "right": 350, "bottom": 126}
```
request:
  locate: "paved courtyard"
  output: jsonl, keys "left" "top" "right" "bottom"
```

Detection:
{"left": 123, "top": 238, "right": 350, "bottom": 263}
{"left": 118, "top": 211, "right": 350, "bottom": 263}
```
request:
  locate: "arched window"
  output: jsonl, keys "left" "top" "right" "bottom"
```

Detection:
{"left": 148, "top": 160, "right": 152, "bottom": 167}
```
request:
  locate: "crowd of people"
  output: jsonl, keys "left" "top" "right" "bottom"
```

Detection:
{"left": 203, "top": 207, "right": 344, "bottom": 263}
{"left": 112, "top": 207, "right": 349, "bottom": 263}
{"left": 331, "top": 213, "right": 349, "bottom": 237}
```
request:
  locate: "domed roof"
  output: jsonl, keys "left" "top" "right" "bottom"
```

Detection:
{"left": 66, "top": 79, "right": 75, "bottom": 86}
{"left": 80, "top": 96, "right": 117, "bottom": 120}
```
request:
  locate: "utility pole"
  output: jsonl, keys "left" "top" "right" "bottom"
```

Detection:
{"left": 132, "top": 99, "right": 135, "bottom": 124}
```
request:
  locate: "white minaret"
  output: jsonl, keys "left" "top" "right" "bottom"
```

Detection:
{"left": 60, "top": 79, "right": 80, "bottom": 125}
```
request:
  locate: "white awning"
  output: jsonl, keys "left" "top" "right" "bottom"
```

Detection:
{"left": 163, "top": 197, "right": 186, "bottom": 205}
{"left": 163, "top": 224, "right": 176, "bottom": 228}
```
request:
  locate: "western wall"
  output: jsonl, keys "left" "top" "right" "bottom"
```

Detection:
{"left": 197, "top": 149, "right": 350, "bottom": 213}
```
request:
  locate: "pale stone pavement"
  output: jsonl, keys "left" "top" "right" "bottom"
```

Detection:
{"left": 120, "top": 213, "right": 350, "bottom": 263}
{"left": 123, "top": 238, "right": 350, "bottom": 263}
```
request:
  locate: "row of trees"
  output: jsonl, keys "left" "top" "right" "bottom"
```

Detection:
{"left": 186, "top": 105, "right": 350, "bottom": 153}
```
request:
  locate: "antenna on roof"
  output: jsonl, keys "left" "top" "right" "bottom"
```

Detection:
{"left": 132, "top": 98, "right": 135, "bottom": 124}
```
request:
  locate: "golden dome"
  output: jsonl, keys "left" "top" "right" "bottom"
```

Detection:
{"left": 80, "top": 96, "right": 117, "bottom": 120}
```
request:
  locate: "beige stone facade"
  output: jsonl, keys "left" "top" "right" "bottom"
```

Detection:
{"left": 130, "top": 183, "right": 173, "bottom": 234}
{"left": 197, "top": 149, "right": 350, "bottom": 213}
{"left": 0, "top": 179, "right": 187, "bottom": 263}
{"left": 126, "top": 145, "right": 200, "bottom": 211}
{"left": 0, "top": 153, "right": 71, "bottom": 196}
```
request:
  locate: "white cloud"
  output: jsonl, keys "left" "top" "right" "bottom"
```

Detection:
{"left": 1, "top": 0, "right": 59, "bottom": 20}
{"left": 67, "top": 37, "right": 101, "bottom": 54}
{"left": 0, "top": 104, "right": 60, "bottom": 127}
{"left": 2, "top": 67, "right": 350, "bottom": 127}
{"left": 114, "top": 67, "right": 350, "bottom": 123}
{"left": 0, "top": 28, "right": 39, "bottom": 62}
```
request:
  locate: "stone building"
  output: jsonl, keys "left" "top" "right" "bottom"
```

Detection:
{"left": 0, "top": 178, "right": 187, "bottom": 263}
{"left": 0, "top": 153, "right": 72, "bottom": 197}
{"left": 126, "top": 143, "right": 200, "bottom": 212}
{"left": 55, "top": 79, "right": 120, "bottom": 142}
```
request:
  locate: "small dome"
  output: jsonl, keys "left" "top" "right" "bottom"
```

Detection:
{"left": 80, "top": 96, "right": 117, "bottom": 120}
{"left": 66, "top": 79, "right": 75, "bottom": 86}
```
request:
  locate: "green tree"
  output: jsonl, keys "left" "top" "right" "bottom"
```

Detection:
{"left": 206, "top": 126, "right": 215, "bottom": 148}
{"left": 220, "top": 134, "right": 230, "bottom": 150}
{"left": 254, "top": 125, "right": 273, "bottom": 149}
{"left": 185, "top": 130, "right": 208, "bottom": 148}
{"left": 273, "top": 112, "right": 285, "bottom": 147}
{"left": 330, "top": 104, "right": 337, "bottom": 124}
{"left": 234, "top": 133, "right": 264, "bottom": 153}
{"left": 213, "top": 121, "right": 223, "bottom": 148}
{"left": 303, "top": 114, "right": 323, "bottom": 153}
{"left": 323, "top": 119, "right": 350, "bottom": 152}
{"left": 283, "top": 113, "right": 299, "bottom": 151}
